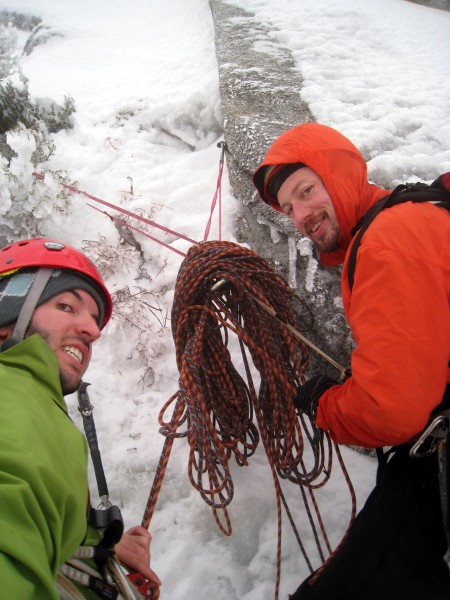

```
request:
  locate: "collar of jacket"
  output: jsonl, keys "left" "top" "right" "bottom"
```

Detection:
{"left": 0, "top": 334, "right": 68, "bottom": 413}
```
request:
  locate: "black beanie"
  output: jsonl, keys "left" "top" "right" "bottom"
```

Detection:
{"left": 264, "top": 162, "right": 305, "bottom": 203}
{"left": 0, "top": 268, "right": 106, "bottom": 328}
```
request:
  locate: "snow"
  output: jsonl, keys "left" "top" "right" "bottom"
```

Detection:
{"left": 1, "top": 0, "right": 449, "bottom": 598}
{"left": 242, "top": 0, "right": 450, "bottom": 182}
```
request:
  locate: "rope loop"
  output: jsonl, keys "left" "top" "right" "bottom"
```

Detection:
{"left": 163, "top": 241, "right": 336, "bottom": 508}
{"left": 146, "top": 241, "right": 356, "bottom": 598}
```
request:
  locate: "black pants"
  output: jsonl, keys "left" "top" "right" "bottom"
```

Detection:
{"left": 290, "top": 446, "right": 450, "bottom": 600}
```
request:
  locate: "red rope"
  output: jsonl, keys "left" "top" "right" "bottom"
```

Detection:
{"left": 203, "top": 141, "right": 226, "bottom": 242}
{"left": 32, "top": 172, "right": 198, "bottom": 246}
{"left": 86, "top": 204, "right": 187, "bottom": 258}
{"left": 34, "top": 141, "right": 227, "bottom": 256}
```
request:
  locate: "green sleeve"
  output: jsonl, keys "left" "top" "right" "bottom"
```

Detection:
{"left": 0, "top": 368, "right": 89, "bottom": 598}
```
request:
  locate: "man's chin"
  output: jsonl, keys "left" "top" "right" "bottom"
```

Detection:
{"left": 59, "top": 372, "right": 82, "bottom": 396}
{"left": 313, "top": 238, "right": 340, "bottom": 254}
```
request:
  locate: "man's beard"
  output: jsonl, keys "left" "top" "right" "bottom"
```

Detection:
{"left": 310, "top": 221, "right": 340, "bottom": 254}
{"left": 26, "top": 324, "right": 82, "bottom": 395}
{"left": 59, "top": 372, "right": 80, "bottom": 396}
{"left": 313, "top": 237, "right": 340, "bottom": 254}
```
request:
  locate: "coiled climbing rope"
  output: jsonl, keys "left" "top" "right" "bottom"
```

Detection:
{"left": 142, "top": 240, "right": 355, "bottom": 599}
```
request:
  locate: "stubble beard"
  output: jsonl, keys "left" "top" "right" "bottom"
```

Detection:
{"left": 311, "top": 220, "right": 341, "bottom": 254}
{"left": 26, "top": 324, "right": 82, "bottom": 395}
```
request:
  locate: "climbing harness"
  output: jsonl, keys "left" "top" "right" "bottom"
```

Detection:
{"left": 140, "top": 240, "right": 356, "bottom": 600}
{"left": 410, "top": 408, "right": 450, "bottom": 571}
{"left": 57, "top": 382, "right": 157, "bottom": 600}
{"left": 410, "top": 411, "right": 450, "bottom": 459}
{"left": 78, "top": 383, "right": 117, "bottom": 515}
{"left": 57, "top": 552, "right": 148, "bottom": 600}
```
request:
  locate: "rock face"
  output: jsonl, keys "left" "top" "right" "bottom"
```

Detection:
{"left": 209, "top": 0, "right": 354, "bottom": 378}
{"left": 407, "top": 0, "right": 450, "bottom": 10}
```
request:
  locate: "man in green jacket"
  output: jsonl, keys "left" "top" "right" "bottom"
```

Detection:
{"left": 0, "top": 238, "right": 160, "bottom": 599}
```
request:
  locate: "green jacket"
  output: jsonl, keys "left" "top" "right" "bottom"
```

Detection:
{"left": 0, "top": 334, "right": 98, "bottom": 599}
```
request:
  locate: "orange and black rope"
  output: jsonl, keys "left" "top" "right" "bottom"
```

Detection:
{"left": 142, "top": 241, "right": 355, "bottom": 599}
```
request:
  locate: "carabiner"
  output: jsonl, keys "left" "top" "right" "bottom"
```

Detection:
{"left": 410, "top": 412, "right": 450, "bottom": 458}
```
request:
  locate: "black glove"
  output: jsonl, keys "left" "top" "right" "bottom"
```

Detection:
{"left": 294, "top": 374, "right": 338, "bottom": 420}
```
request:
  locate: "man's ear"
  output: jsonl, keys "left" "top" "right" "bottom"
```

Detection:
{"left": 0, "top": 324, "right": 14, "bottom": 343}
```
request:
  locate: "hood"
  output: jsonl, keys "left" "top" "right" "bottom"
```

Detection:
{"left": 253, "top": 123, "right": 388, "bottom": 266}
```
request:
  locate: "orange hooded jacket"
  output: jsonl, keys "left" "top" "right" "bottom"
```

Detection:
{"left": 253, "top": 123, "right": 450, "bottom": 448}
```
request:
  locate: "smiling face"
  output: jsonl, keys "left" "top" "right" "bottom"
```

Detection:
{"left": 26, "top": 289, "right": 101, "bottom": 394}
{"left": 278, "top": 166, "right": 341, "bottom": 254}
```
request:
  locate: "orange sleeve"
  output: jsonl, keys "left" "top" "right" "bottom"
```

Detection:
{"left": 316, "top": 209, "right": 450, "bottom": 448}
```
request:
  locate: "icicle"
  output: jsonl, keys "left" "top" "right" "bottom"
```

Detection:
{"left": 296, "top": 237, "right": 318, "bottom": 293}
{"left": 257, "top": 215, "right": 281, "bottom": 243}
{"left": 287, "top": 235, "right": 297, "bottom": 288}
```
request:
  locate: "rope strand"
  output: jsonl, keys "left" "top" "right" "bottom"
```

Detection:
{"left": 142, "top": 241, "right": 356, "bottom": 599}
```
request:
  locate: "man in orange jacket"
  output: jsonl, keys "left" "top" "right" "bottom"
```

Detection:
{"left": 253, "top": 123, "right": 450, "bottom": 599}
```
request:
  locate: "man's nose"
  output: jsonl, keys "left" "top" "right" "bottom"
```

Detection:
{"left": 76, "top": 312, "right": 101, "bottom": 341}
{"left": 291, "top": 202, "right": 312, "bottom": 234}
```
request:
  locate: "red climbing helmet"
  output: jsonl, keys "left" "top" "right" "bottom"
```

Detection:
{"left": 0, "top": 238, "right": 112, "bottom": 328}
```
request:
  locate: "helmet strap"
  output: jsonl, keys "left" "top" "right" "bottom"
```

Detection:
{"left": 12, "top": 267, "right": 53, "bottom": 342}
